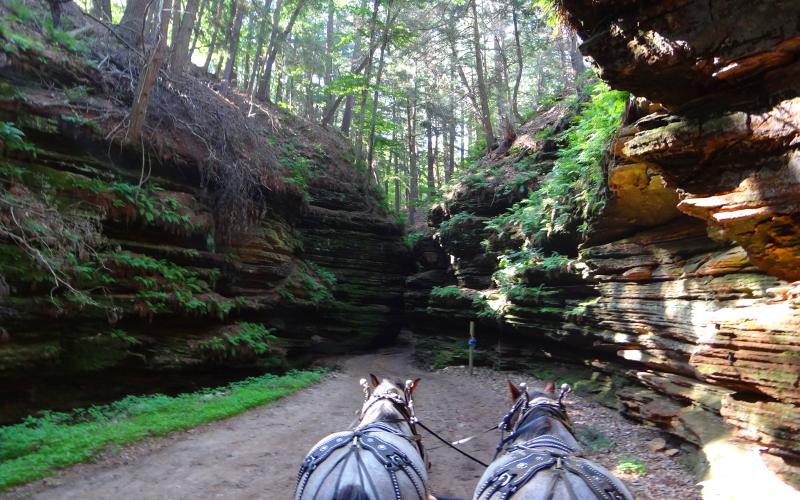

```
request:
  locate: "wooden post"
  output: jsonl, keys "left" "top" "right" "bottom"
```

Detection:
{"left": 468, "top": 320, "right": 476, "bottom": 375}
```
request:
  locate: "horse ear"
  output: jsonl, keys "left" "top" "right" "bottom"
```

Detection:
{"left": 508, "top": 380, "right": 521, "bottom": 401}
{"left": 544, "top": 381, "right": 555, "bottom": 395}
{"left": 408, "top": 378, "right": 421, "bottom": 394}
{"left": 369, "top": 374, "right": 380, "bottom": 388}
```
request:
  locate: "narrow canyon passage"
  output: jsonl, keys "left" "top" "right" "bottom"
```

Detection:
{"left": 2, "top": 349, "right": 699, "bottom": 500}
{"left": 1, "top": 0, "right": 798, "bottom": 497}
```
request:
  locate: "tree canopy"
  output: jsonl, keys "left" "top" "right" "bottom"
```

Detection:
{"left": 82, "top": 0, "right": 588, "bottom": 224}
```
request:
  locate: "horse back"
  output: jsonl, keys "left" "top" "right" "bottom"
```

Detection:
{"left": 295, "top": 428, "right": 429, "bottom": 500}
{"left": 474, "top": 449, "right": 633, "bottom": 500}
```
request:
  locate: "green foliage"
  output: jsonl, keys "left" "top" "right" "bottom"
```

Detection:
{"left": 437, "top": 211, "right": 476, "bottom": 238}
{"left": 199, "top": 322, "right": 277, "bottom": 359}
{"left": 403, "top": 231, "right": 424, "bottom": 248}
{"left": 504, "top": 283, "right": 558, "bottom": 303}
{"left": 430, "top": 285, "right": 469, "bottom": 300}
{"left": 306, "top": 261, "right": 336, "bottom": 288}
{"left": 112, "top": 182, "right": 194, "bottom": 229}
{"left": 71, "top": 178, "right": 194, "bottom": 230}
{"left": 47, "top": 25, "right": 85, "bottom": 54}
{"left": 0, "top": 370, "right": 325, "bottom": 491}
{"left": 108, "top": 328, "right": 140, "bottom": 346}
{"left": 616, "top": 456, "right": 648, "bottom": 476}
{"left": 490, "top": 246, "right": 572, "bottom": 295}
{"left": 299, "top": 261, "right": 336, "bottom": 305}
{"left": 278, "top": 143, "right": 316, "bottom": 201}
{"left": 278, "top": 288, "right": 296, "bottom": 302}
{"left": 0, "top": 165, "right": 25, "bottom": 181}
{"left": 6, "top": 0, "right": 35, "bottom": 23}
{"left": 464, "top": 172, "right": 491, "bottom": 190}
{"left": 0, "top": 18, "right": 44, "bottom": 54}
{"left": 61, "top": 114, "right": 99, "bottom": 133}
{"left": 64, "top": 86, "right": 89, "bottom": 101}
{"left": 413, "top": 336, "right": 494, "bottom": 370}
{"left": 109, "top": 250, "right": 229, "bottom": 318}
{"left": 577, "top": 427, "right": 613, "bottom": 453}
{"left": 486, "top": 83, "right": 628, "bottom": 246}
{"left": 0, "top": 122, "right": 39, "bottom": 156}
{"left": 277, "top": 261, "right": 337, "bottom": 306}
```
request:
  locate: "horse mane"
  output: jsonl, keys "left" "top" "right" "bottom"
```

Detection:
{"left": 515, "top": 412, "right": 554, "bottom": 440}
{"left": 512, "top": 390, "right": 573, "bottom": 442}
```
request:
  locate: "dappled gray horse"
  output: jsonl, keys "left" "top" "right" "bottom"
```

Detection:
{"left": 294, "top": 375, "right": 433, "bottom": 500}
{"left": 474, "top": 382, "right": 633, "bottom": 500}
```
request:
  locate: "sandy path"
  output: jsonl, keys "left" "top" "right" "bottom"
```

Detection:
{"left": 4, "top": 348, "right": 699, "bottom": 499}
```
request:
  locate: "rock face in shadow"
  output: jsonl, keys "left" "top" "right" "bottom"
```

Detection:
{"left": 406, "top": 2, "right": 800, "bottom": 487}
{"left": 0, "top": 26, "right": 408, "bottom": 421}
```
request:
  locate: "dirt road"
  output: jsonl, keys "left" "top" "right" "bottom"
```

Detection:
{"left": 4, "top": 348, "right": 699, "bottom": 499}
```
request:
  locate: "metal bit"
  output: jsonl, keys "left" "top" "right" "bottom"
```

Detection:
{"left": 558, "top": 383, "right": 571, "bottom": 405}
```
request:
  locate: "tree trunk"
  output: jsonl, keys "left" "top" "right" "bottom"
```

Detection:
{"left": 511, "top": 5, "right": 524, "bottom": 123}
{"left": 169, "top": 0, "right": 201, "bottom": 74}
{"left": 365, "top": 0, "right": 394, "bottom": 174}
{"left": 91, "top": 0, "right": 112, "bottom": 21}
{"left": 275, "top": 71, "right": 284, "bottom": 102}
{"left": 320, "top": 43, "right": 377, "bottom": 127}
{"left": 394, "top": 150, "right": 401, "bottom": 213}
{"left": 446, "top": 104, "right": 455, "bottom": 182}
{"left": 305, "top": 69, "right": 315, "bottom": 119}
{"left": 434, "top": 122, "right": 441, "bottom": 189}
{"left": 202, "top": 0, "right": 224, "bottom": 72}
{"left": 324, "top": 0, "right": 335, "bottom": 109}
{"left": 188, "top": 0, "right": 209, "bottom": 56}
{"left": 171, "top": 0, "right": 182, "bottom": 47}
{"left": 354, "top": 0, "right": 382, "bottom": 158}
{"left": 339, "top": 0, "right": 369, "bottom": 134}
{"left": 558, "top": 27, "right": 569, "bottom": 92}
{"left": 493, "top": 34, "right": 507, "bottom": 121}
{"left": 119, "top": 0, "right": 150, "bottom": 46}
{"left": 256, "top": 0, "right": 284, "bottom": 101}
{"left": 461, "top": 102, "right": 467, "bottom": 163}
{"left": 535, "top": 51, "right": 545, "bottom": 104}
{"left": 246, "top": 0, "right": 272, "bottom": 96}
{"left": 406, "top": 93, "right": 418, "bottom": 225}
{"left": 258, "top": 0, "right": 306, "bottom": 102}
{"left": 243, "top": 22, "right": 253, "bottom": 90}
{"left": 426, "top": 105, "right": 434, "bottom": 197}
{"left": 569, "top": 31, "right": 586, "bottom": 93}
{"left": 222, "top": 0, "right": 245, "bottom": 91}
{"left": 214, "top": 0, "right": 235, "bottom": 77}
{"left": 128, "top": 0, "right": 172, "bottom": 142}
{"left": 469, "top": 0, "right": 494, "bottom": 150}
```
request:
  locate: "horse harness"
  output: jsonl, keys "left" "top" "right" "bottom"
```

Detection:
{"left": 476, "top": 435, "right": 627, "bottom": 500}
{"left": 295, "top": 386, "right": 427, "bottom": 500}
{"left": 477, "top": 395, "right": 628, "bottom": 500}
{"left": 358, "top": 385, "right": 427, "bottom": 460}
{"left": 495, "top": 396, "right": 575, "bottom": 458}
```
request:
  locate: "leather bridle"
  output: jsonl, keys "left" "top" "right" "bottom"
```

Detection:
{"left": 358, "top": 380, "right": 427, "bottom": 463}
{"left": 495, "top": 385, "right": 574, "bottom": 458}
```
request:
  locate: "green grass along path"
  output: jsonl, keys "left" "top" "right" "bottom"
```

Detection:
{"left": 0, "top": 370, "right": 325, "bottom": 491}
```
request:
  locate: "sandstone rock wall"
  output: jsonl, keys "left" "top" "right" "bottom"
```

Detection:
{"left": 0, "top": 31, "right": 408, "bottom": 422}
{"left": 407, "top": 19, "right": 800, "bottom": 487}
